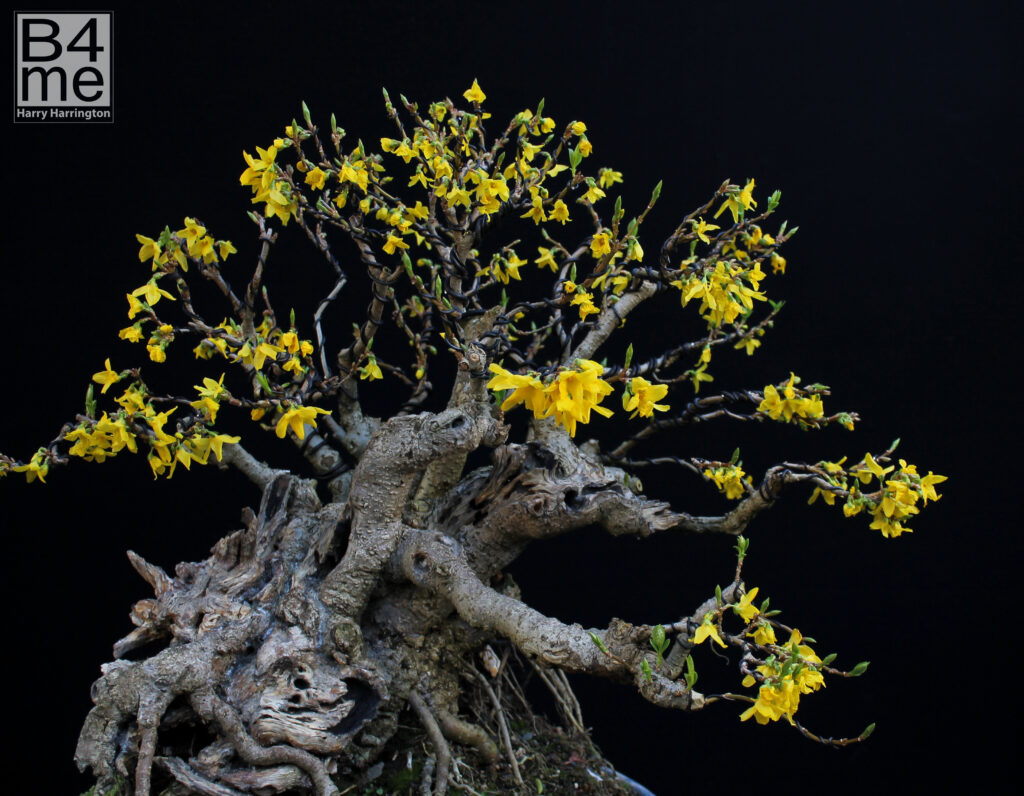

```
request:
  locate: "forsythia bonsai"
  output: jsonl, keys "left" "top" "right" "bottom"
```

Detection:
{"left": 1, "top": 79, "right": 945, "bottom": 796}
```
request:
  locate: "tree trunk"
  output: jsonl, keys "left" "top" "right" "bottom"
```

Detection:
{"left": 75, "top": 402, "right": 660, "bottom": 795}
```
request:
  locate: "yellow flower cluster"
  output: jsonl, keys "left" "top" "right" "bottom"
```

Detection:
{"left": 239, "top": 143, "right": 298, "bottom": 225}
{"left": 135, "top": 219, "right": 236, "bottom": 274}
{"left": 192, "top": 318, "right": 314, "bottom": 378}
{"left": 703, "top": 463, "right": 750, "bottom": 500}
{"left": 371, "top": 81, "right": 580, "bottom": 259}
{"left": 69, "top": 379, "right": 240, "bottom": 479}
{"left": 740, "top": 629, "right": 825, "bottom": 725}
{"left": 809, "top": 453, "right": 947, "bottom": 538}
{"left": 671, "top": 259, "right": 767, "bottom": 327}
{"left": 757, "top": 373, "right": 824, "bottom": 424}
{"left": 487, "top": 359, "right": 614, "bottom": 437}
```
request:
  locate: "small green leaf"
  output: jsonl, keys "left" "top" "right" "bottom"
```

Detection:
{"left": 85, "top": 384, "right": 96, "bottom": 419}
{"left": 821, "top": 652, "right": 838, "bottom": 666}
{"left": 767, "top": 189, "right": 782, "bottom": 213}
{"left": 734, "top": 535, "right": 749, "bottom": 559}
{"left": 589, "top": 632, "right": 608, "bottom": 654}
{"left": 301, "top": 101, "right": 312, "bottom": 127}
{"left": 861, "top": 722, "right": 876, "bottom": 740}
{"left": 714, "top": 584, "right": 723, "bottom": 606}
{"left": 684, "top": 655, "right": 698, "bottom": 688}
{"left": 849, "top": 661, "right": 870, "bottom": 677}
{"left": 650, "top": 624, "right": 668, "bottom": 656}
{"left": 640, "top": 658, "right": 653, "bottom": 682}
{"left": 650, "top": 180, "right": 663, "bottom": 204}
{"left": 730, "top": 447, "right": 741, "bottom": 464}
{"left": 624, "top": 343, "right": 634, "bottom": 369}
{"left": 536, "top": 97, "right": 546, "bottom": 117}
{"left": 569, "top": 145, "right": 583, "bottom": 174}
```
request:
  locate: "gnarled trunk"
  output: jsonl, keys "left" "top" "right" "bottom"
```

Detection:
{"left": 76, "top": 400, "right": 675, "bottom": 795}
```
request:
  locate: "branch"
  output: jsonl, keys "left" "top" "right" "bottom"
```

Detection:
{"left": 221, "top": 443, "right": 280, "bottom": 490}
{"left": 568, "top": 279, "right": 658, "bottom": 363}
{"left": 400, "top": 530, "right": 707, "bottom": 714}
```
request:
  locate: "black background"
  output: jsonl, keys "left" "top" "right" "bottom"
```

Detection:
{"left": 3, "top": 1, "right": 1019, "bottom": 793}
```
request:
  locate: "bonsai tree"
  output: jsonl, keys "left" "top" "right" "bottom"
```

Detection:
{"left": 1, "top": 80, "right": 945, "bottom": 796}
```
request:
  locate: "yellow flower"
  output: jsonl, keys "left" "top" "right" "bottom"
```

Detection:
{"left": 622, "top": 377, "right": 669, "bottom": 418}
{"left": 692, "top": 614, "right": 727, "bottom": 648}
{"left": 218, "top": 240, "right": 237, "bottom": 260}
{"left": 852, "top": 452, "right": 894, "bottom": 484}
{"left": 535, "top": 246, "right": 559, "bottom": 272}
{"left": 598, "top": 168, "right": 623, "bottom": 189}
{"left": 304, "top": 166, "right": 327, "bottom": 190}
{"left": 383, "top": 234, "right": 410, "bottom": 255}
{"left": 570, "top": 121, "right": 587, "bottom": 136}
{"left": 590, "top": 232, "right": 612, "bottom": 259}
{"left": 735, "top": 336, "right": 761, "bottom": 355}
{"left": 359, "top": 357, "right": 383, "bottom": 380}
{"left": 13, "top": 448, "right": 49, "bottom": 483}
{"left": 118, "top": 324, "right": 143, "bottom": 343}
{"left": 176, "top": 217, "right": 207, "bottom": 250}
{"left": 689, "top": 363, "right": 713, "bottom": 393}
{"left": 714, "top": 179, "right": 757, "bottom": 224}
{"left": 581, "top": 184, "right": 606, "bottom": 204}
{"left": 704, "top": 464, "right": 748, "bottom": 499}
{"left": 91, "top": 358, "right": 121, "bottom": 394}
{"left": 275, "top": 405, "right": 331, "bottom": 440}
{"left": 131, "top": 280, "right": 175, "bottom": 308}
{"left": 521, "top": 198, "right": 547, "bottom": 224}
{"left": 733, "top": 587, "right": 761, "bottom": 623}
{"left": 771, "top": 252, "right": 787, "bottom": 274}
{"left": 748, "top": 622, "right": 776, "bottom": 646}
{"left": 136, "top": 234, "right": 162, "bottom": 263}
{"left": 919, "top": 471, "right": 947, "bottom": 505}
{"left": 340, "top": 161, "right": 370, "bottom": 192}
{"left": 126, "top": 293, "right": 146, "bottom": 320}
{"left": 570, "top": 290, "right": 599, "bottom": 320}
{"left": 463, "top": 78, "right": 487, "bottom": 104}
{"left": 252, "top": 340, "right": 284, "bottom": 370}
{"left": 740, "top": 679, "right": 800, "bottom": 725}
{"left": 487, "top": 364, "right": 549, "bottom": 417}
{"left": 207, "top": 433, "right": 240, "bottom": 461}
{"left": 544, "top": 359, "right": 614, "bottom": 437}
{"left": 550, "top": 199, "right": 571, "bottom": 224}
{"left": 691, "top": 217, "right": 720, "bottom": 244}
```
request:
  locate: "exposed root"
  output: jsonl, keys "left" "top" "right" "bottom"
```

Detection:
{"left": 436, "top": 706, "right": 499, "bottom": 764}
{"left": 195, "top": 689, "right": 340, "bottom": 796}
{"left": 463, "top": 663, "right": 524, "bottom": 787}
{"left": 530, "top": 659, "right": 588, "bottom": 737}
{"left": 407, "top": 690, "right": 451, "bottom": 796}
